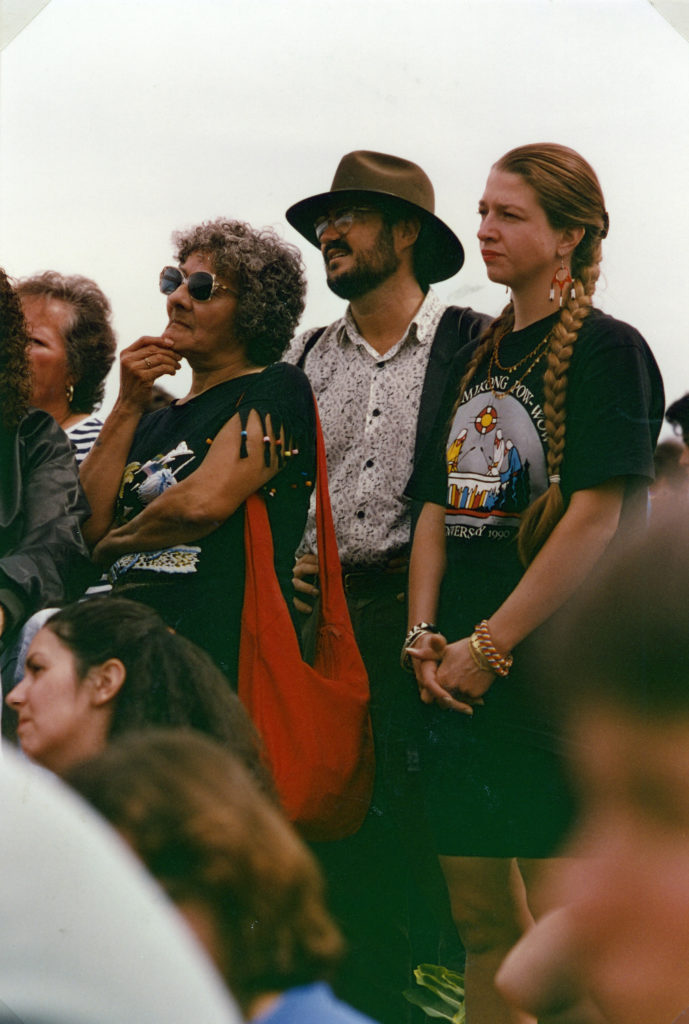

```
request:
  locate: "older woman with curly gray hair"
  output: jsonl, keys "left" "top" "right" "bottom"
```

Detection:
{"left": 80, "top": 218, "right": 313, "bottom": 682}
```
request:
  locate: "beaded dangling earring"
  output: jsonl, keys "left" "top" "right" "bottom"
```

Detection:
{"left": 549, "top": 257, "right": 576, "bottom": 307}
{"left": 65, "top": 383, "right": 74, "bottom": 405}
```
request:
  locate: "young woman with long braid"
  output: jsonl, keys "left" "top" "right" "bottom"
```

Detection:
{"left": 405, "top": 144, "right": 664, "bottom": 1024}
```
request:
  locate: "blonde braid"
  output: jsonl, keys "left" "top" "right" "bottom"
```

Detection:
{"left": 516, "top": 268, "right": 598, "bottom": 565}
{"left": 451, "top": 303, "right": 515, "bottom": 420}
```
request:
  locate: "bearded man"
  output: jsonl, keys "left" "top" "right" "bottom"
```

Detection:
{"left": 285, "top": 150, "right": 488, "bottom": 1024}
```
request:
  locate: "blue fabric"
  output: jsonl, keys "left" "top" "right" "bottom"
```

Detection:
{"left": 259, "top": 983, "right": 379, "bottom": 1024}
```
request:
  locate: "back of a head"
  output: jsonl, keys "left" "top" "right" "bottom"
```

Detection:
{"left": 653, "top": 439, "right": 689, "bottom": 490}
{"left": 0, "top": 746, "right": 240, "bottom": 1024}
{"left": 0, "top": 266, "right": 31, "bottom": 426}
{"left": 666, "top": 392, "right": 689, "bottom": 436}
{"left": 537, "top": 515, "right": 689, "bottom": 719}
{"left": 66, "top": 730, "right": 343, "bottom": 1012}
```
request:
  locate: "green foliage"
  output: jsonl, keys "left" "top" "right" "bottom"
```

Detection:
{"left": 403, "top": 963, "right": 466, "bottom": 1024}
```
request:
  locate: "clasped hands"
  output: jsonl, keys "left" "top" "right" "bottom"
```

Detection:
{"left": 408, "top": 632, "right": 494, "bottom": 716}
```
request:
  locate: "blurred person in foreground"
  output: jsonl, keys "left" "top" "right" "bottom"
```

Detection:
{"left": 80, "top": 218, "right": 313, "bottom": 683}
{"left": 496, "top": 518, "right": 689, "bottom": 1024}
{"left": 666, "top": 392, "right": 689, "bottom": 465}
{"left": 4, "top": 596, "right": 272, "bottom": 794}
{"left": 18, "top": 270, "right": 117, "bottom": 462}
{"left": 647, "top": 393, "right": 689, "bottom": 520}
{"left": 68, "top": 729, "right": 380, "bottom": 1024}
{"left": 0, "top": 268, "right": 92, "bottom": 659}
{"left": 649, "top": 438, "right": 689, "bottom": 514}
{"left": 0, "top": 743, "right": 241, "bottom": 1024}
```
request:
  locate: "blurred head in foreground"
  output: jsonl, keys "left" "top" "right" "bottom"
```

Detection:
{"left": 0, "top": 745, "right": 240, "bottom": 1024}
{"left": 67, "top": 729, "right": 344, "bottom": 1018}
{"left": 649, "top": 438, "right": 689, "bottom": 517}
{"left": 666, "top": 392, "right": 689, "bottom": 460}
{"left": 498, "top": 517, "right": 689, "bottom": 1024}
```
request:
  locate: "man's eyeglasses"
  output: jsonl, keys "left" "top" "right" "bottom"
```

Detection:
{"left": 159, "top": 266, "right": 239, "bottom": 303}
{"left": 314, "top": 207, "right": 376, "bottom": 243}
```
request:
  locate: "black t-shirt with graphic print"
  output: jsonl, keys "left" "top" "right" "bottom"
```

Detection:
{"left": 108, "top": 361, "right": 316, "bottom": 682}
{"left": 408, "top": 308, "right": 664, "bottom": 739}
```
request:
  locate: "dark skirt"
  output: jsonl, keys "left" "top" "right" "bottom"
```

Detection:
{"left": 421, "top": 705, "right": 576, "bottom": 858}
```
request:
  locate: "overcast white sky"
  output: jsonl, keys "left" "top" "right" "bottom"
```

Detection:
{"left": 1, "top": 0, "right": 688, "bottom": 426}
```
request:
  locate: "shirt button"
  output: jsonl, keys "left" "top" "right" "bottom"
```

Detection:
{"left": 376, "top": 361, "right": 385, "bottom": 369}
{"left": 372, "top": 408, "right": 380, "bottom": 417}
{"left": 356, "top": 510, "right": 365, "bottom": 519}
{"left": 365, "top": 459, "right": 374, "bottom": 468}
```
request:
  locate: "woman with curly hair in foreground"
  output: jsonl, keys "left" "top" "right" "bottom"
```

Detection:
{"left": 80, "top": 219, "right": 313, "bottom": 682}
{"left": 68, "top": 730, "right": 377, "bottom": 1023}
{"left": 0, "top": 268, "right": 92, "bottom": 653}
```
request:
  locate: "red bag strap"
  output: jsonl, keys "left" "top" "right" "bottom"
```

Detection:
{"left": 242, "top": 392, "right": 344, "bottom": 618}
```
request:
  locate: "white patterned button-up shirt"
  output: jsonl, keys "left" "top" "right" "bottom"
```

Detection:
{"left": 286, "top": 289, "right": 446, "bottom": 568}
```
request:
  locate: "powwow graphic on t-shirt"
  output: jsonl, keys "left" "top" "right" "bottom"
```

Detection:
{"left": 445, "top": 388, "right": 547, "bottom": 533}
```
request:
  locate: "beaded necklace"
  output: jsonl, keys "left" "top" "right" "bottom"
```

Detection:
{"left": 487, "top": 329, "right": 552, "bottom": 400}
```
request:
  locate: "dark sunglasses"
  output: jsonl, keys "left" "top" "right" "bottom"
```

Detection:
{"left": 159, "top": 266, "right": 239, "bottom": 302}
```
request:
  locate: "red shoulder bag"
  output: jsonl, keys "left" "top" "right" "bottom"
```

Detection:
{"left": 238, "top": 401, "right": 374, "bottom": 841}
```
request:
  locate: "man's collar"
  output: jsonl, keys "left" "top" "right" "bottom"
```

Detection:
{"left": 340, "top": 288, "right": 442, "bottom": 352}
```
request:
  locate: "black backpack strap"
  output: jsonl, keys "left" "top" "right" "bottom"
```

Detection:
{"left": 296, "top": 327, "right": 327, "bottom": 370}
{"left": 414, "top": 306, "right": 490, "bottom": 464}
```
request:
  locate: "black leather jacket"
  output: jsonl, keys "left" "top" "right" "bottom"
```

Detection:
{"left": 0, "top": 408, "right": 94, "bottom": 644}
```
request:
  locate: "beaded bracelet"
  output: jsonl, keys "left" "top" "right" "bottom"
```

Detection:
{"left": 470, "top": 619, "right": 513, "bottom": 677}
{"left": 468, "top": 634, "right": 493, "bottom": 673}
{"left": 401, "top": 622, "right": 439, "bottom": 672}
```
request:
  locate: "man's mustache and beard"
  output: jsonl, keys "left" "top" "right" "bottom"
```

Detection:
{"left": 324, "top": 221, "right": 400, "bottom": 300}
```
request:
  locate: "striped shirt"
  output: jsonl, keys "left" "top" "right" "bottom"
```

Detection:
{"left": 66, "top": 414, "right": 110, "bottom": 595}
{"left": 66, "top": 415, "right": 104, "bottom": 465}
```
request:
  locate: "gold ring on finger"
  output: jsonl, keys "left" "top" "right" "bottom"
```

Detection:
{"left": 145, "top": 357, "right": 152, "bottom": 369}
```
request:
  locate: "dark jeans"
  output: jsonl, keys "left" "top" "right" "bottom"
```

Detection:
{"left": 303, "top": 574, "right": 462, "bottom": 1024}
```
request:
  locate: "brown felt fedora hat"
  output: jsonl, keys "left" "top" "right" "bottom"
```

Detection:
{"left": 286, "top": 150, "right": 464, "bottom": 282}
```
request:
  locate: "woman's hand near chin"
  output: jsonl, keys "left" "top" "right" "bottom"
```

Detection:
{"left": 81, "top": 336, "right": 181, "bottom": 547}
{"left": 118, "top": 336, "right": 181, "bottom": 414}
